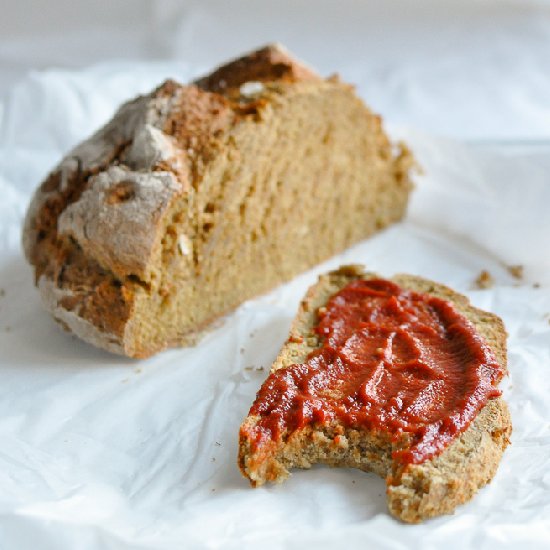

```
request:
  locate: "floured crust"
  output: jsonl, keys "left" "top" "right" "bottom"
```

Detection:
{"left": 238, "top": 265, "right": 511, "bottom": 523}
{"left": 23, "top": 45, "right": 414, "bottom": 357}
{"left": 57, "top": 167, "right": 181, "bottom": 281}
{"left": 194, "top": 43, "right": 319, "bottom": 95}
{"left": 38, "top": 276, "right": 126, "bottom": 355}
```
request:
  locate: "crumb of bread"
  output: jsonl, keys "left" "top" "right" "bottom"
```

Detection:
{"left": 0, "top": 289, "right": 5, "bottom": 297}
{"left": 240, "top": 81, "right": 265, "bottom": 97}
{"left": 507, "top": 265, "right": 524, "bottom": 279}
{"left": 475, "top": 270, "right": 495, "bottom": 289}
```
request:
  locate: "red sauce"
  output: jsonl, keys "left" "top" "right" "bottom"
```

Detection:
{"left": 246, "top": 279, "right": 504, "bottom": 464}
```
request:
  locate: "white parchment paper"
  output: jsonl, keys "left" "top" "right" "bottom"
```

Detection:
{"left": 0, "top": 63, "right": 550, "bottom": 550}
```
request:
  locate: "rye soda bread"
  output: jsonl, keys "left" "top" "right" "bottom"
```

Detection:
{"left": 238, "top": 266, "right": 511, "bottom": 523}
{"left": 23, "top": 45, "right": 413, "bottom": 358}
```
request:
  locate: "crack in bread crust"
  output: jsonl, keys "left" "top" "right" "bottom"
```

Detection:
{"left": 238, "top": 265, "right": 511, "bottom": 523}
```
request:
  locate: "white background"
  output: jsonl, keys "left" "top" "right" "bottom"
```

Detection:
{"left": 1, "top": 2, "right": 550, "bottom": 549}
{"left": 2, "top": 0, "right": 550, "bottom": 140}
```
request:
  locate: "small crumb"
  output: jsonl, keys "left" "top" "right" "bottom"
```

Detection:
{"left": 533, "top": 282, "right": 541, "bottom": 289}
{"left": 256, "top": 366, "right": 264, "bottom": 372}
{"left": 475, "top": 270, "right": 494, "bottom": 289}
{"left": 307, "top": 336, "right": 319, "bottom": 347}
{"left": 211, "top": 488, "right": 216, "bottom": 492}
{"left": 4, "top": 326, "right": 11, "bottom": 332}
{"left": 0, "top": 289, "right": 5, "bottom": 297}
{"left": 211, "top": 457, "right": 216, "bottom": 462}
{"left": 245, "top": 366, "right": 254, "bottom": 371}
{"left": 240, "top": 347, "right": 245, "bottom": 354}
{"left": 239, "top": 81, "right": 265, "bottom": 97}
{"left": 178, "top": 235, "right": 192, "bottom": 256}
{"left": 134, "top": 367, "right": 142, "bottom": 374}
{"left": 507, "top": 264, "right": 524, "bottom": 280}
{"left": 249, "top": 332, "right": 255, "bottom": 338}
{"left": 215, "top": 441, "right": 221, "bottom": 446}
{"left": 352, "top": 480, "right": 356, "bottom": 484}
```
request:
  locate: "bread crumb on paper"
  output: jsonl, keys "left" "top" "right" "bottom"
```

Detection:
{"left": 475, "top": 270, "right": 494, "bottom": 289}
{"left": 507, "top": 264, "right": 524, "bottom": 280}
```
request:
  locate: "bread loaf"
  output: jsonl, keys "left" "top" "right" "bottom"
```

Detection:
{"left": 23, "top": 45, "right": 413, "bottom": 358}
{"left": 238, "top": 266, "right": 511, "bottom": 523}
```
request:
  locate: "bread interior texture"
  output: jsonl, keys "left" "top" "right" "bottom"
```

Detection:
{"left": 128, "top": 83, "right": 411, "bottom": 356}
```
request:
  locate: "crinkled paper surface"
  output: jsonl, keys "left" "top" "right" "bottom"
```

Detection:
{"left": 0, "top": 61, "right": 550, "bottom": 550}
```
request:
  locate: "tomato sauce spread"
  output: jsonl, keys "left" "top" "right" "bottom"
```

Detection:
{"left": 248, "top": 279, "right": 504, "bottom": 464}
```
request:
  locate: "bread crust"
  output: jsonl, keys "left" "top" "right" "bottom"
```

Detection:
{"left": 238, "top": 265, "right": 511, "bottom": 523}
{"left": 23, "top": 46, "right": 413, "bottom": 358}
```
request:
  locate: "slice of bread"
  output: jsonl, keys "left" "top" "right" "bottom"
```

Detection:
{"left": 22, "top": 44, "right": 413, "bottom": 358}
{"left": 238, "top": 265, "right": 511, "bottom": 523}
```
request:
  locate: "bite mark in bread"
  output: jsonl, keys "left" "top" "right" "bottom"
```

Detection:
{"left": 238, "top": 266, "right": 511, "bottom": 523}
